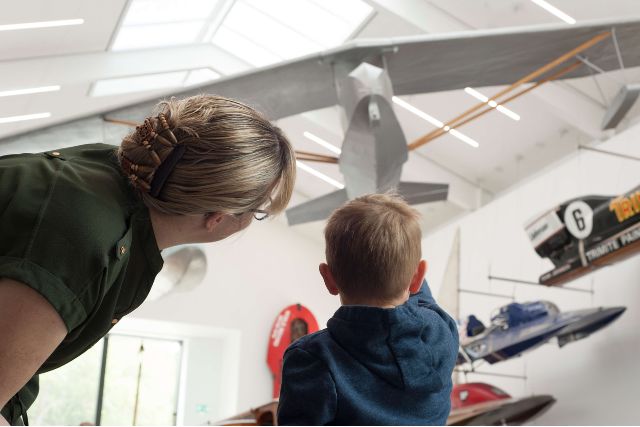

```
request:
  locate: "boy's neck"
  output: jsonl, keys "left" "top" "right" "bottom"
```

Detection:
{"left": 340, "top": 292, "right": 409, "bottom": 308}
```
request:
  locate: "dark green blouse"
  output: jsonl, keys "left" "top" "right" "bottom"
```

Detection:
{"left": 0, "top": 144, "right": 164, "bottom": 424}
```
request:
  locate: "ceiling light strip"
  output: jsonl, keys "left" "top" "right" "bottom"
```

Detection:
{"left": 296, "top": 161, "right": 344, "bottom": 189}
{"left": 463, "top": 87, "right": 489, "bottom": 103}
{"left": 464, "top": 87, "right": 520, "bottom": 121}
{"left": 303, "top": 131, "right": 342, "bottom": 155}
{"left": 392, "top": 96, "right": 479, "bottom": 148}
{"left": 495, "top": 105, "right": 521, "bottom": 121}
{"left": 529, "top": 0, "right": 576, "bottom": 25}
{"left": 0, "top": 19, "right": 84, "bottom": 32}
{"left": 0, "top": 112, "right": 51, "bottom": 124}
{"left": 448, "top": 129, "right": 479, "bottom": 148}
{"left": 392, "top": 96, "right": 443, "bottom": 128}
{"left": 0, "top": 85, "right": 61, "bottom": 98}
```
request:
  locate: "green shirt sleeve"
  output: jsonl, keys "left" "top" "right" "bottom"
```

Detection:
{"left": 0, "top": 257, "right": 87, "bottom": 331}
{"left": 0, "top": 150, "right": 129, "bottom": 332}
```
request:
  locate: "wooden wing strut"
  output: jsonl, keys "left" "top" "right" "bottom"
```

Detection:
{"left": 408, "top": 31, "right": 612, "bottom": 151}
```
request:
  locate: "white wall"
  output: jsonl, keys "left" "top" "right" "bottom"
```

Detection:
{"left": 423, "top": 123, "right": 640, "bottom": 424}
{"left": 130, "top": 217, "right": 338, "bottom": 421}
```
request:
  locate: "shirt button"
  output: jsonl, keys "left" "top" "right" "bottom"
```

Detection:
{"left": 119, "top": 245, "right": 127, "bottom": 255}
{"left": 51, "top": 151, "right": 60, "bottom": 156}
{"left": 112, "top": 318, "right": 119, "bottom": 325}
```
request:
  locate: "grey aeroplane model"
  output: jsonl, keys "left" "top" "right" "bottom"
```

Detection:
{"left": 285, "top": 63, "right": 449, "bottom": 225}
{"left": 3, "top": 19, "right": 640, "bottom": 225}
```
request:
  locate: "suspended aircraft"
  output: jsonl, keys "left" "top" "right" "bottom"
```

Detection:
{"left": 3, "top": 19, "right": 640, "bottom": 224}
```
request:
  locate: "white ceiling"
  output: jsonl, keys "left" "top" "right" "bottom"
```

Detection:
{"left": 1, "top": 0, "right": 639, "bottom": 240}
{"left": 0, "top": 1, "right": 127, "bottom": 60}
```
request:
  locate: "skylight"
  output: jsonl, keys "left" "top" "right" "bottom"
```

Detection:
{"left": 246, "top": 0, "right": 363, "bottom": 47}
{"left": 91, "top": 68, "right": 219, "bottom": 97}
{"left": 112, "top": 22, "right": 206, "bottom": 51}
{"left": 122, "top": 0, "right": 218, "bottom": 25}
{"left": 212, "top": 26, "right": 282, "bottom": 67}
{"left": 111, "top": 0, "right": 219, "bottom": 51}
{"left": 112, "top": 0, "right": 373, "bottom": 67}
{"left": 316, "top": 0, "right": 373, "bottom": 28}
{"left": 211, "top": 0, "right": 373, "bottom": 66}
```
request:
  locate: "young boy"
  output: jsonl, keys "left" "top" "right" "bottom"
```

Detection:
{"left": 277, "top": 194, "right": 459, "bottom": 425}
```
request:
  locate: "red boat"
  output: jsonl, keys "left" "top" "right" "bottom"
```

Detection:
{"left": 448, "top": 382, "right": 555, "bottom": 425}
{"left": 218, "top": 383, "right": 555, "bottom": 426}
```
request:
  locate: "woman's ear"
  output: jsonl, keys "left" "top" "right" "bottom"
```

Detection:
{"left": 204, "top": 212, "right": 225, "bottom": 232}
{"left": 319, "top": 263, "right": 340, "bottom": 296}
{"left": 409, "top": 260, "right": 427, "bottom": 294}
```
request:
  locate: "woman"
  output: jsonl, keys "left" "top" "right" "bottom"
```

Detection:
{"left": 0, "top": 94, "right": 296, "bottom": 425}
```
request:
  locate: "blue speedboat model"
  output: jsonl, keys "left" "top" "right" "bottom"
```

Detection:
{"left": 458, "top": 301, "right": 625, "bottom": 365}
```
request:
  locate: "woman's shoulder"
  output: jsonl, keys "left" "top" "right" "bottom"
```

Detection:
{"left": 0, "top": 143, "right": 145, "bottom": 331}
{"left": 0, "top": 143, "right": 139, "bottom": 263}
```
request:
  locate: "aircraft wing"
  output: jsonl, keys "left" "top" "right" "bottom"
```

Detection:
{"left": 286, "top": 189, "right": 349, "bottom": 226}
{"left": 61, "top": 17, "right": 640, "bottom": 122}
{"left": 2, "top": 17, "right": 640, "bottom": 144}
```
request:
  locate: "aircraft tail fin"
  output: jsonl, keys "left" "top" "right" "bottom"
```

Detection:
{"left": 285, "top": 182, "right": 448, "bottom": 226}
{"left": 286, "top": 189, "right": 349, "bottom": 226}
{"left": 396, "top": 181, "right": 449, "bottom": 205}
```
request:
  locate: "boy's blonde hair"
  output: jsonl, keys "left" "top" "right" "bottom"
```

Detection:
{"left": 324, "top": 193, "right": 422, "bottom": 302}
{"left": 117, "top": 94, "right": 296, "bottom": 216}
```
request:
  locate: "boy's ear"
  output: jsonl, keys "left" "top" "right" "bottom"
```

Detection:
{"left": 319, "top": 263, "right": 340, "bottom": 296}
{"left": 409, "top": 260, "right": 427, "bottom": 294}
{"left": 204, "top": 212, "right": 225, "bottom": 232}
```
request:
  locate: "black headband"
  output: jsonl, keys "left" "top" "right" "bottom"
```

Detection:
{"left": 149, "top": 144, "right": 186, "bottom": 198}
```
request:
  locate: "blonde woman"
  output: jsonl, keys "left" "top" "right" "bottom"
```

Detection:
{"left": 0, "top": 95, "right": 296, "bottom": 425}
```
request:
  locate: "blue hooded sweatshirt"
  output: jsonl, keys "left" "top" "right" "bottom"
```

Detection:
{"left": 277, "top": 281, "right": 459, "bottom": 425}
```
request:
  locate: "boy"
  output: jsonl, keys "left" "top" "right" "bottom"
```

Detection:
{"left": 277, "top": 194, "right": 458, "bottom": 425}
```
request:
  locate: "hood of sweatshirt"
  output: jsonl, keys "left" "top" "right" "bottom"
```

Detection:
{"left": 327, "top": 298, "right": 450, "bottom": 393}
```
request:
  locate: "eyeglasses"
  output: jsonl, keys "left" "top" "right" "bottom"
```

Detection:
{"left": 232, "top": 209, "right": 269, "bottom": 221}
{"left": 251, "top": 209, "right": 269, "bottom": 221}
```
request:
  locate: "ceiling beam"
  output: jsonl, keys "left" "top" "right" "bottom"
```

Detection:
{"left": 0, "top": 44, "right": 249, "bottom": 89}
{"left": 528, "top": 81, "right": 606, "bottom": 139}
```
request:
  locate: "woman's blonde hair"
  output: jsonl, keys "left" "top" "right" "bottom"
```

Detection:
{"left": 324, "top": 193, "right": 422, "bottom": 302}
{"left": 117, "top": 94, "right": 296, "bottom": 216}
